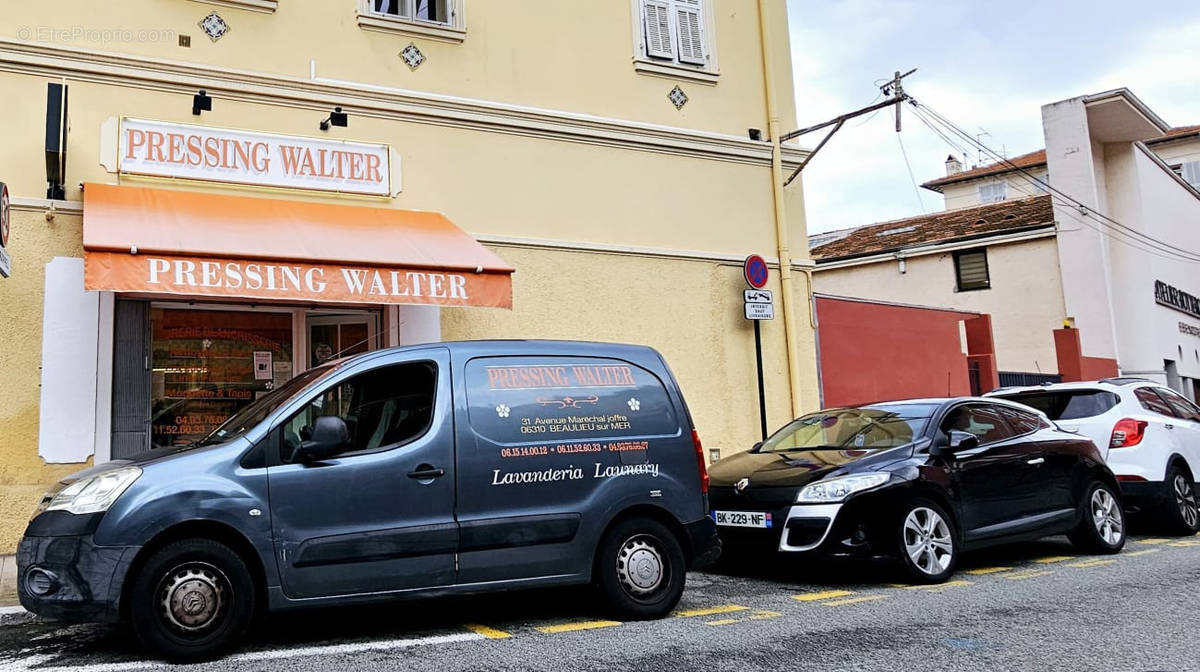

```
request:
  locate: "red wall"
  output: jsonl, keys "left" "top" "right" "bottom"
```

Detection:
{"left": 816, "top": 297, "right": 981, "bottom": 407}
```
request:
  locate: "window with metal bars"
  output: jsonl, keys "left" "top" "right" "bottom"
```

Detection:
{"left": 953, "top": 248, "right": 990, "bottom": 292}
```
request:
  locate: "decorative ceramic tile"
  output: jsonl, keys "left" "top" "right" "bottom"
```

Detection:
{"left": 400, "top": 43, "right": 426, "bottom": 70}
{"left": 668, "top": 85, "right": 688, "bottom": 110}
{"left": 199, "top": 12, "right": 230, "bottom": 42}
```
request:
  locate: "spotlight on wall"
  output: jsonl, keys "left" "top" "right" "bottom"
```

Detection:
{"left": 320, "top": 107, "right": 348, "bottom": 131}
{"left": 748, "top": 128, "right": 763, "bottom": 141}
{"left": 192, "top": 90, "right": 212, "bottom": 116}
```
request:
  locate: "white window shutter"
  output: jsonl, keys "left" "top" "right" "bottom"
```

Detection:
{"left": 674, "top": 1, "right": 706, "bottom": 65}
{"left": 1183, "top": 161, "right": 1200, "bottom": 189}
{"left": 642, "top": 0, "right": 674, "bottom": 59}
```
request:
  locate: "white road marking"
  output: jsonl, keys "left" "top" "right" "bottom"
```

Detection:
{"left": 0, "top": 632, "right": 485, "bottom": 672}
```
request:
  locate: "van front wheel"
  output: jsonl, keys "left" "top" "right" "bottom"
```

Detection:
{"left": 595, "top": 518, "right": 686, "bottom": 620}
{"left": 129, "top": 538, "right": 255, "bottom": 662}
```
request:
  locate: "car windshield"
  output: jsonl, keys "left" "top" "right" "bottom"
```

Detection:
{"left": 996, "top": 390, "right": 1118, "bottom": 420}
{"left": 193, "top": 364, "right": 337, "bottom": 447}
{"left": 757, "top": 404, "right": 938, "bottom": 453}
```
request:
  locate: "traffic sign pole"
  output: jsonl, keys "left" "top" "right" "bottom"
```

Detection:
{"left": 754, "top": 320, "right": 767, "bottom": 440}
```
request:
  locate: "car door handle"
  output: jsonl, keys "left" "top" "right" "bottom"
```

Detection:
{"left": 407, "top": 466, "right": 445, "bottom": 479}
{"left": 1165, "top": 424, "right": 1175, "bottom": 430}
{"left": 1026, "top": 457, "right": 1045, "bottom": 465}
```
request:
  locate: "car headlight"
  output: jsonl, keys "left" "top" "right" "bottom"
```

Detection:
{"left": 43, "top": 466, "right": 142, "bottom": 515}
{"left": 796, "top": 473, "right": 891, "bottom": 504}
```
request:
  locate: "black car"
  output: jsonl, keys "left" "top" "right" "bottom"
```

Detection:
{"left": 709, "top": 397, "right": 1125, "bottom": 582}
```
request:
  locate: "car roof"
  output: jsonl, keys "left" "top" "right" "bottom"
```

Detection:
{"left": 988, "top": 379, "right": 1168, "bottom": 396}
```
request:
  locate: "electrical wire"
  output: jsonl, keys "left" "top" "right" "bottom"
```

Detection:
{"left": 893, "top": 108, "right": 926, "bottom": 213}
{"left": 909, "top": 101, "right": 1200, "bottom": 263}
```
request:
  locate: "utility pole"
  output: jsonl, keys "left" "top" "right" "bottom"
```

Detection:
{"left": 781, "top": 68, "right": 916, "bottom": 186}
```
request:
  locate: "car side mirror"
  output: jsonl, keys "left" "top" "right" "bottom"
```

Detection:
{"left": 948, "top": 430, "right": 980, "bottom": 453}
{"left": 751, "top": 441, "right": 763, "bottom": 452}
{"left": 292, "top": 416, "right": 350, "bottom": 463}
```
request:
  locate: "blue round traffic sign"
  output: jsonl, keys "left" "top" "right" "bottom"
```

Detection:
{"left": 744, "top": 254, "right": 769, "bottom": 289}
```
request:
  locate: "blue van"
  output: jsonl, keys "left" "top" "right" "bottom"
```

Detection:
{"left": 18, "top": 340, "right": 719, "bottom": 660}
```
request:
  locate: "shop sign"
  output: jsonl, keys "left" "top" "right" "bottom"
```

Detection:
{"left": 1156, "top": 280, "right": 1200, "bottom": 320}
{"left": 84, "top": 252, "right": 512, "bottom": 309}
{"left": 116, "top": 118, "right": 394, "bottom": 197}
{"left": 0, "top": 181, "right": 10, "bottom": 278}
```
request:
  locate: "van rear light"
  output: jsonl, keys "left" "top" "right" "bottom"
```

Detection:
{"left": 692, "top": 430, "right": 709, "bottom": 494}
{"left": 1110, "top": 419, "right": 1147, "bottom": 448}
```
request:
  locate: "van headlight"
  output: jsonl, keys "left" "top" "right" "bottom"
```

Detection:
{"left": 796, "top": 473, "right": 891, "bottom": 504}
{"left": 43, "top": 467, "right": 142, "bottom": 515}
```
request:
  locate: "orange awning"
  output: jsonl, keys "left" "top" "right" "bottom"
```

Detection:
{"left": 82, "top": 183, "right": 513, "bottom": 308}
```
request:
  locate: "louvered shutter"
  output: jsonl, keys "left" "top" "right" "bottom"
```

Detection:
{"left": 674, "top": 0, "right": 706, "bottom": 65}
{"left": 955, "top": 250, "right": 990, "bottom": 291}
{"left": 1183, "top": 161, "right": 1200, "bottom": 190}
{"left": 642, "top": 0, "right": 674, "bottom": 59}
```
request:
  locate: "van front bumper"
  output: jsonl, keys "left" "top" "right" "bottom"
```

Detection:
{"left": 17, "top": 517, "right": 139, "bottom": 623}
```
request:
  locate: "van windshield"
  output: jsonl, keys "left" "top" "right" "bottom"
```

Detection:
{"left": 194, "top": 365, "right": 336, "bottom": 447}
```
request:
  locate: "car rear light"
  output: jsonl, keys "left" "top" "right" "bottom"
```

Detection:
{"left": 1110, "top": 418, "right": 1148, "bottom": 448}
{"left": 1115, "top": 474, "right": 1147, "bottom": 482}
{"left": 692, "top": 429, "right": 709, "bottom": 494}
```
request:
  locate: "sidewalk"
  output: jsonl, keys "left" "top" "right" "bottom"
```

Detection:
{"left": 0, "top": 555, "right": 20, "bottom": 608}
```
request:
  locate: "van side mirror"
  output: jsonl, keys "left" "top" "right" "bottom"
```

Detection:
{"left": 293, "top": 416, "right": 350, "bottom": 463}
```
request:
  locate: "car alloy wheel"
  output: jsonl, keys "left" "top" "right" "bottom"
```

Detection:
{"left": 1174, "top": 474, "right": 1199, "bottom": 529}
{"left": 903, "top": 507, "right": 954, "bottom": 576}
{"left": 1090, "top": 487, "right": 1124, "bottom": 546}
{"left": 157, "top": 561, "right": 230, "bottom": 636}
{"left": 615, "top": 534, "right": 666, "bottom": 598}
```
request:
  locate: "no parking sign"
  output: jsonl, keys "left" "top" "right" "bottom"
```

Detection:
{"left": 743, "top": 254, "right": 768, "bottom": 289}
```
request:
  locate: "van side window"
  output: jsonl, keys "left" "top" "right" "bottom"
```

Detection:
{"left": 280, "top": 362, "right": 436, "bottom": 462}
{"left": 465, "top": 356, "right": 678, "bottom": 445}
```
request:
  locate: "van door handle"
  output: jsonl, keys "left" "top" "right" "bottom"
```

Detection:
{"left": 407, "top": 466, "right": 445, "bottom": 480}
{"left": 1026, "top": 457, "right": 1045, "bottom": 465}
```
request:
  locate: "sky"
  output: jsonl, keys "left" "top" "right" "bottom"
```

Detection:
{"left": 786, "top": 0, "right": 1200, "bottom": 235}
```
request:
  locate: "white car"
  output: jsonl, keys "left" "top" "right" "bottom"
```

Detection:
{"left": 988, "top": 378, "right": 1200, "bottom": 535}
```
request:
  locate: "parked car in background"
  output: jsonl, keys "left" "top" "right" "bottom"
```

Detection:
{"left": 989, "top": 378, "right": 1200, "bottom": 535}
{"left": 709, "top": 398, "right": 1124, "bottom": 583}
{"left": 18, "top": 341, "right": 719, "bottom": 661}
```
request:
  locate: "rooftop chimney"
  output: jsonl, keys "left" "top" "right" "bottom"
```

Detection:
{"left": 945, "top": 154, "right": 963, "bottom": 176}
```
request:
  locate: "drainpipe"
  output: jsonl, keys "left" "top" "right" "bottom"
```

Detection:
{"left": 756, "top": 0, "right": 805, "bottom": 418}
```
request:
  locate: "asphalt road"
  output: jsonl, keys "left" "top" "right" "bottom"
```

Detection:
{"left": 1, "top": 533, "right": 1198, "bottom": 671}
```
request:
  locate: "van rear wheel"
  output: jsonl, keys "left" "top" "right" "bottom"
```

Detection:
{"left": 595, "top": 518, "right": 685, "bottom": 620}
{"left": 129, "top": 538, "right": 255, "bottom": 662}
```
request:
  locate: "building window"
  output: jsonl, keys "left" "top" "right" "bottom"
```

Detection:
{"left": 953, "top": 248, "right": 990, "bottom": 292}
{"left": 632, "top": 0, "right": 718, "bottom": 84}
{"left": 1182, "top": 161, "right": 1200, "bottom": 190}
{"left": 1031, "top": 172, "right": 1050, "bottom": 193}
{"left": 978, "top": 181, "right": 1007, "bottom": 203}
{"left": 357, "top": 0, "right": 465, "bottom": 43}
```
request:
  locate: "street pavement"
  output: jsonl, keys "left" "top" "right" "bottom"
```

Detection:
{"left": 0, "top": 532, "right": 1197, "bottom": 671}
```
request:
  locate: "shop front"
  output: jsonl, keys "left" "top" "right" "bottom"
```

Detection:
{"left": 81, "top": 181, "right": 513, "bottom": 460}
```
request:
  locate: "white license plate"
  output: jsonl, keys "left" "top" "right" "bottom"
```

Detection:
{"left": 712, "top": 510, "right": 773, "bottom": 528}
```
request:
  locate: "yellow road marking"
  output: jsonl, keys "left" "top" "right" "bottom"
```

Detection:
{"left": 464, "top": 624, "right": 512, "bottom": 639}
{"left": 1168, "top": 539, "right": 1200, "bottom": 547}
{"left": 822, "top": 595, "right": 887, "bottom": 607}
{"left": 1034, "top": 555, "right": 1075, "bottom": 564}
{"left": 749, "top": 610, "right": 782, "bottom": 620}
{"left": 965, "top": 566, "right": 1012, "bottom": 575}
{"left": 1068, "top": 559, "right": 1116, "bottom": 568}
{"left": 705, "top": 618, "right": 739, "bottom": 626}
{"left": 793, "top": 590, "right": 854, "bottom": 602}
{"left": 1004, "top": 570, "right": 1052, "bottom": 580}
{"left": 674, "top": 604, "right": 748, "bottom": 618}
{"left": 1125, "top": 548, "right": 1162, "bottom": 557}
{"left": 1136, "top": 538, "right": 1171, "bottom": 545}
{"left": 536, "top": 620, "right": 622, "bottom": 634}
{"left": 903, "top": 580, "right": 972, "bottom": 591}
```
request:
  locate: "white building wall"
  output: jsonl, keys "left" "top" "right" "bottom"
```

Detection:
{"left": 813, "top": 237, "right": 1066, "bottom": 374}
{"left": 940, "top": 172, "right": 1050, "bottom": 210}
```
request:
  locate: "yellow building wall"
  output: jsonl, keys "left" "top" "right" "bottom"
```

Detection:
{"left": 0, "top": 0, "right": 817, "bottom": 554}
